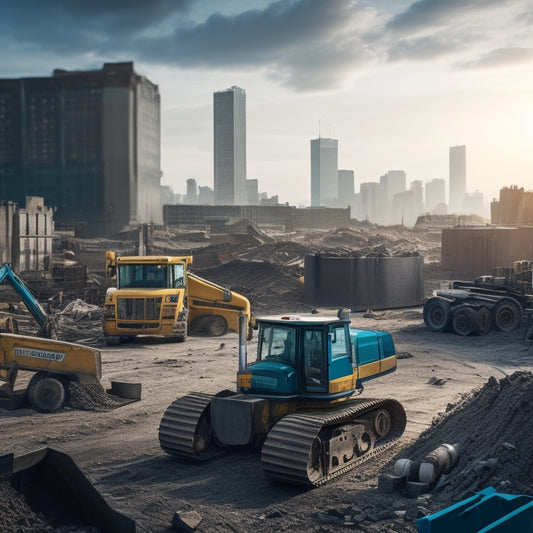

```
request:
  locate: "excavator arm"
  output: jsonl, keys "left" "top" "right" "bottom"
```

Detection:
{"left": 0, "top": 264, "right": 48, "bottom": 329}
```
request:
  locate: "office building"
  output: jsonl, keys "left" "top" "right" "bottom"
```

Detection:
{"left": 0, "top": 62, "right": 162, "bottom": 235}
{"left": 425, "top": 178, "right": 446, "bottom": 214}
{"left": 449, "top": 145, "right": 466, "bottom": 213}
{"left": 310, "top": 137, "right": 338, "bottom": 207}
{"left": 213, "top": 86, "right": 247, "bottom": 205}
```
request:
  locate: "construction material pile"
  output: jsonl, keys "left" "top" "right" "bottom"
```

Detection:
{"left": 0, "top": 481, "right": 54, "bottom": 532}
{"left": 396, "top": 371, "right": 533, "bottom": 502}
{"left": 50, "top": 299, "right": 105, "bottom": 346}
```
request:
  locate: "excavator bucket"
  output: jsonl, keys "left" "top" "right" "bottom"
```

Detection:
{"left": 0, "top": 447, "right": 135, "bottom": 532}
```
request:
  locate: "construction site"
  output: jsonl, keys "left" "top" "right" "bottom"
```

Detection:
{"left": 1, "top": 211, "right": 532, "bottom": 532}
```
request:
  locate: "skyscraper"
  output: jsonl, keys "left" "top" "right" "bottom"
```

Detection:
{"left": 425, "top": 178, "right": 446, "bottom": 213}
{"left": 213, "top": 86, "right": 247, "bottom": 205}
{"left": 310, "top": 137, "right": 338, "bottom": 207}
{"left": 0, "top": 62, "right": 162, "bottom": 235}
{"left": 449, "top": 145, "right": 466, "bottom": 213}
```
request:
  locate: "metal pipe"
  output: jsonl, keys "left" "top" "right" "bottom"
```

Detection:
{"left": 238, "top": 313, "right": 247, "bottom": 373}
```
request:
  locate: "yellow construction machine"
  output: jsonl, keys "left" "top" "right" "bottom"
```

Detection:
{"left": 159, "top": 312, "right": 406, "bottom": 486}
{"left": 0, "top": 333, "right": 101, "bottom": 412}
{"left": 103, "top": 252, "right": 253, "bottom": 345}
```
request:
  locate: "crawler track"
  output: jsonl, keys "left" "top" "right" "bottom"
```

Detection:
{"left": 261, "top": 398, "right": 406, "bottom": 486}
{"left": 159, "top": 392, "right": 223, "bottom": 460}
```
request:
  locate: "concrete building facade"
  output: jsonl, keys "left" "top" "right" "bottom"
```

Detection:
{"left": 449, "top": 145, "right": 466, "bottom": 213}
{"left": 0, "top": 62, "right": 162, "bottom": 235}
{"left": 0, "top": 196, "right": 53, "bottom": 271}
{"left": 310, "top": 137, "right": 338, "bottom": 207}
{"left": 213, "top": 86, "right": 247, "bottom": 205}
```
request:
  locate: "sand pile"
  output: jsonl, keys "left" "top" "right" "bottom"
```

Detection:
{"left": 397, "top": 371, "right": 533, "bottom": 501}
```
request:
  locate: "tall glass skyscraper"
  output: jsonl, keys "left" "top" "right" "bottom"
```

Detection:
{"left": 310, "top": 137, "right": 338, "bottom": 207}
{"left": 213, "top": 86, "right": 247, "bottom": 205}
{"left": 449, "top": 145, "right": 466, "bottom": 214}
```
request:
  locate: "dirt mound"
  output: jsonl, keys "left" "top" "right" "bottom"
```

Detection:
{"left": 0, "top": 481, "right": 54, "bottom": 532}
{"left": 396, "top": 371, "right": 533, "bottom": 501}
{"left": 66, "top": 382, "right": 122, "bottom": 411}
{"left": 197, "top": 259, "right": 308, "bottom": 313}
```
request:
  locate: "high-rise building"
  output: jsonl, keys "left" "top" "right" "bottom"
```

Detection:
{"left": 338, "top": 169, "right": 355, "bottom": 198}
{"left": 380, "top": 170, "right": 406, "bottom": 224}
{"left": 186, "top": 178, "right": 198, "bottom": 204}
{"left": 0, "top": 62, "right": 162, "bottom": 235}
{"left": 246, "top": 179, "right": 259, "bottom": 205}
{"left": 449, "top": 145, "right": 466, "bottom": 213}
{"left": 425, "top": 178, "right": 446, "bottom": 214}
{"left": 213, "top": 86, "right": 247, "bottom": 205}
{"left": 310, "top": 137, "right": 338, "bottom": 207}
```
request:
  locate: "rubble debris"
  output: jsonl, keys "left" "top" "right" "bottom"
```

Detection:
{"left": 391, "top": 372, "right": 533, "bottom": 502}
{"left": 172, "top": 509, "right": 203, "bottom": 532}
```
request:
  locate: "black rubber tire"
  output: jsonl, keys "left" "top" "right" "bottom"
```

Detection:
{"left": 423, "top": 297, "right": 452, "bottom": 332}
{"left": 491, "top": 298, "right": 522, "bottom": 332}
{"left": 28, "top": 375, "right": 66, "bottom": 412}
{"left": 206, "top": 315, "right": 228, "bottom": 337}
{"left": 105, "top": 335, "right": 121, "bottom": 346}
{"left": 475, "top": 306, "right": 491, "bottom": 335}
{"left": 452, "top": 305, "right": 476, "bottom": 336}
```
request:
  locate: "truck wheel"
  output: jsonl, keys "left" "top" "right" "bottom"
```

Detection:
{"left": 491, "top": 298, "right": 522, "bottom": 332}
{"left": 28, "top": 374, "right": 66, "bottom": 413}
{"left": 452, "top": 305, "right": 476, "bottom": 336}
{"left": 105, "top": 335, "right": 121, "bottom": 346}
{"left": 206, "top": 315, "right": 228, "bottom": 337}
{"left": 475, "top": 307, "right": 491, "bottom": 335}
{"left": 423, "top": 297, "right": 452, "bottom": 332}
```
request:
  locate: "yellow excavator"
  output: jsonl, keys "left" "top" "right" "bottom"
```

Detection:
{"left": 159, "top": 312, "right": 406, "bottom": 486}
{"left": 0, "top": 333, "right": 101, "bottom": 412}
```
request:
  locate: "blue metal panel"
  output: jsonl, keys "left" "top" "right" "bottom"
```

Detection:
{"left": 417, "top": 487, "right": 533, "bottom": 533}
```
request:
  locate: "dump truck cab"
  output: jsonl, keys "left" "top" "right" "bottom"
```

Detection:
{"left": 237, "top": 315, "right": 397, "bottom": 399}
{"left": 104, "top": 252, "right": 253, "bottom": 344}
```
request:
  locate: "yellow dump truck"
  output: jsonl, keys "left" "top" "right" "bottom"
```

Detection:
{"left": 103, "top": 252, "right": 253, "bottom": 345}
{"left": 0, "top": 333, "right": 101, "bottom": 412}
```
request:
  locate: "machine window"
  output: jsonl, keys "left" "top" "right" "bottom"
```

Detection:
{"left": 173, "top": 264, "right": 185, "bottom": 288}
{"left": 304, "top": 329, "right": 325, "bottom": 389}
{"left": 331, "top": 326, "right": 349, "bottom": 360}
{"left": 259, "top": 325, "right": 296, "bottom": 367}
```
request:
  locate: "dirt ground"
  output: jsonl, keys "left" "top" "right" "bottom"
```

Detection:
{"left": 1, "top": 223, "right": 532, "bottom": 532}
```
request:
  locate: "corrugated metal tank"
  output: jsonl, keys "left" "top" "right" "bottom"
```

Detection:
{"left": 304, "top": 255, "right": 424, "bottom": 310}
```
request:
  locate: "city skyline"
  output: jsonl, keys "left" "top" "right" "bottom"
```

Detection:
{"left": 1, "top": 1, "right": 532, "bottom": 207}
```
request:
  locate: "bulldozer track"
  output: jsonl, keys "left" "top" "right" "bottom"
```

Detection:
{"left": 159, "top": 392, "right": 223, "bottom": 461}
{"left": 261, "top": 398, "right": 406, "bottom": 486}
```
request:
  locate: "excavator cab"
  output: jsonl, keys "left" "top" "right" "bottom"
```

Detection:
{"left": 240, "top": 316, "right": 355, "bottom": 399}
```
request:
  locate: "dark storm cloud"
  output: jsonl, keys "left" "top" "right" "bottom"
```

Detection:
{"left": 1, "top": 0, "right": 193, "bottom": 52}
{"left": 386, "top": 0, "right": 501, "bottom": 32}
{"left": 1, "top": 0, "right": 532, "bottom": 91}
{"left": 0, "top": 0, "right": 375, "bottom": 90}
{"left": 130, "top": 0, "right": 373, "bottom": 89}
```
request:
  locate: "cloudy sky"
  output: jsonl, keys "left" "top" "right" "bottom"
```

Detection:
{"left": 2, "top": 0, "right": 533, "bottom": 209}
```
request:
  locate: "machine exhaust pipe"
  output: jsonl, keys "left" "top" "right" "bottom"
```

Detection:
{"left": 238, "top": 313, "right": 247, "bottom": 373}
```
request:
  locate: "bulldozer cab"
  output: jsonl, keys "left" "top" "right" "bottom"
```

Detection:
{"left": 249, "top": 317, "right": 354, "bottom": 397}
